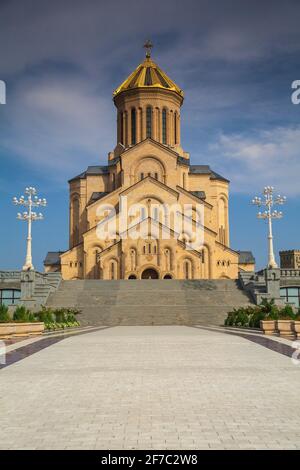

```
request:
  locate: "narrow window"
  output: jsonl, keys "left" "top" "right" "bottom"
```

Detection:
{"left": 146, "top": 106, "right": 152, "bottom": 138}
{"left": 184, "top": 262, "right": 189, "bottom": 280}
{"left": 162, "top": 108, "right": 167, "bottom": 144}
{"left": 120, "top": 112, "right": 124, "bottom": 144}
{"left": 131, "top": 108, "right": 136, "bottom": 145}
{"left": 111, "top": 262, "right": 115, "bottom": 280}
{"left": 174, "top": 112, "right": 177, "bottom": 144}
{"left": 154, "top": 172, "right": 158, "bottom": 180}
{"left": 141, "top": 172, "right": 144, "bottom": 180}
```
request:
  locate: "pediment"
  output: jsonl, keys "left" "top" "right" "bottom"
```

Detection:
{"left": 120, "top": 175, "right": 179, "bottom": 201}
{"left": 121, "top": 138, "right": 180, "bottom": 160}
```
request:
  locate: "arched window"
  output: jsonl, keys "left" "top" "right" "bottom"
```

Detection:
{"left": 174, "top": 112, "right": 177, "bottom": 144}
{"left": 110, "top": 261, "right": 116, "bottom": 280}
{"left": 131, "top": 108, "right": 136, "bottom": 145}
{"left": 146, "top": 106, "right": 152, "bottom": 138}
{"left": 162, "top": 108, "right": 167, "bottom": 144}
{"left": 184, "top": 261, "right": 189, "bottom": 280}
{"left": 183, "top": 260, "right": 192, "bottom": 280}
{"left": 71, "top": 196, "right": 80, "bottom": 246}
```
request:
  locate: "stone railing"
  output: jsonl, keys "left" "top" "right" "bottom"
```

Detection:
{"left": 280, "top": 269, "right": 300, "bottom": 278}
{"left": 0, "top": 271, "right": 21, "bottom": 281}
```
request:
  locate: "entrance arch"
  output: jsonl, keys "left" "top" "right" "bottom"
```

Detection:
{"left": 128, "top": 274, "right": 137, "bottom": 279}
{"left": 141, "top": 268, "right": 159, "bottom": 279}
{"left": 163, "top": 274, "right": 172, "bottom": 279}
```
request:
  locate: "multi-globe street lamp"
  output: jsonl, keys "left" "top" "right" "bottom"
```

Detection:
{"left": 252, "top": 186, "right": 286, "bottom": 269}
{"left": 13, "top": 187, "right": 47, "bottom": 271}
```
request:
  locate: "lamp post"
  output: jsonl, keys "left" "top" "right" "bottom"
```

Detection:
{"left": 252, "top": 186, "right": 286, "bottom": 269}
{"left": 13, "top": 187, "right": 47, "bottom": 271}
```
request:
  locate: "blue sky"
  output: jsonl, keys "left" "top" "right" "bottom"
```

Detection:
{"left": 0, "top": 0, "right": 300, "bottom": 271}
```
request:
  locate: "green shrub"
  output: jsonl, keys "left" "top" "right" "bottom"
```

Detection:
{"left": 248, "top": 309, "right": 265, "bottom": 328}
{"left": 278, "top": 304, "right": 295, "bottom": 320}
{"left": 35, "top": 306, "right": 54, "bottom": 324}
{"left": 0, "top": 304, "right": 11, "bottom": 323}
{"left": 13, "top": 305, "right": 31, "bottom": 322}
{"left": 224, "top": 305, "right": 258, "bottom": 327}
{"left": 259, "top": 298, "right": 279, "bottom": 320}
{"left": 39, "top": 306, "right": 81, "bottom": 331}
{"left": 54, "top": 309, "right": 67, "bottom": 323}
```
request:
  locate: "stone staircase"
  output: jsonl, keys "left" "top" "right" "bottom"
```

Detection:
{"left": 46, "top": 279, "right": 254, "bottom": 326}
{"left": 32, "top": 272, "right": 62, "bottom": 306}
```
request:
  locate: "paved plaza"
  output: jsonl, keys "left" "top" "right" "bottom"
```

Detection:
{"left": 1, "top": 326, "right": 300, "bottom": 450}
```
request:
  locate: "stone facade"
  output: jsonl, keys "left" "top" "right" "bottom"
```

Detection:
{"left": 46, "top": 52, "right": 255, "bottom": 280}
{"left": 280, "top": 250, "right": 300, "bottom": 269}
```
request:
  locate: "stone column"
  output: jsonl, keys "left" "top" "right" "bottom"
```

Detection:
{"left": 265, "top": 268, "right": 282, "bottom": 303}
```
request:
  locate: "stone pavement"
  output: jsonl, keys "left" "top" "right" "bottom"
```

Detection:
{"left": 1, "top": 325, "right": 300, "bottom": 450}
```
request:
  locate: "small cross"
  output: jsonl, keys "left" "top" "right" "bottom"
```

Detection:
{"left": 143, "top": 40, "right": 153, "bottom": 58}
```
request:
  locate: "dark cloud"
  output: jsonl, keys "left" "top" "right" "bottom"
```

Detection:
{"left": 0, "top": 0, "right": 300, "bottom": 192}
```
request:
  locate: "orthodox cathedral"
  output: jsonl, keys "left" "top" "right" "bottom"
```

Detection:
{"left": 45, "top": 43, "right": 255, "bottom": 279}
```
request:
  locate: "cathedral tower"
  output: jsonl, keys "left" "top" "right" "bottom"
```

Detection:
{"left": 48, "top": 43, "right": 255, "bottom": 280}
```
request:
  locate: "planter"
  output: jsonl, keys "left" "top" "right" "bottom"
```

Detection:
{"left": 28, "top": 322, "right": 45, "bottom": 336}
{"left": 260, "top": 320, "right": 277, "bottom": 336}
{"left": 14, "top": 322, "right": 44, "bottom": 337}
{"left": 0, "top": 322, "right": 45, "bottom": 338}
{"left": 277, "top": 320, "right": 295, "bottom": 339}
{"left": 0, "top": 323, "right": 16, "bottom": 339}
{"left": 292, "top": 321, "right": 300, "bottom": 339}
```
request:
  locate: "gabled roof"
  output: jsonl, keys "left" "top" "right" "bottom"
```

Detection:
{"left": 238, "top": 251, "right": 256, "bottom": 264}
{"left": 69, "top": 165, "right": 109, "bottom": 183}
{"left": 43, "top": 251, "right": 65, "bottom": 266}
{"left": 121, "top": 137, "right": 180, "bottom": 160}
{"left": 189, "top": 191, "right": 206, "bottom": 200}
{"left": 189, "top": 165, "right": 229, "bottom": 183}
{"left": 88, "top": 192, "right": 109, "bottom": 205}
{"left": 120, "top": 175, "right": 179, "bottom": 199}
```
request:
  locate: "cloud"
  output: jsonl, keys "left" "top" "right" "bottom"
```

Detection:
{"left": 0, "top": 75, "right": 115, "bottom": 183}
{"left": 209, "top": 126, "right": 300, "bottom": 195}
{"left": 0, "top": 0, "right": 300, "bottom": 191}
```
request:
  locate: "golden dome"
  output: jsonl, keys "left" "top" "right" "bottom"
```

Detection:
{"left": 113, "top": 56, "right": 184, "bottom": 99}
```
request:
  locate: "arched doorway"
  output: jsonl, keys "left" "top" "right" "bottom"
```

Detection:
{"left": 128, "top": 274, "right": 137, "bottom": 279}
{"left": 163, "top": 274, "right": 172, "bottom": 279}
{"left": 141, "top": 268, "right": 159, "bottom": 279}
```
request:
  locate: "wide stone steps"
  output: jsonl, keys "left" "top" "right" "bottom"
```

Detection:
{"left": 46, "top": 279, "right": 253, "bottom": 326}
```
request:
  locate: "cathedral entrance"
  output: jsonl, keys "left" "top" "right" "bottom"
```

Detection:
{"left": 141, "top": 268, "right": 159, "bottom": 279}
